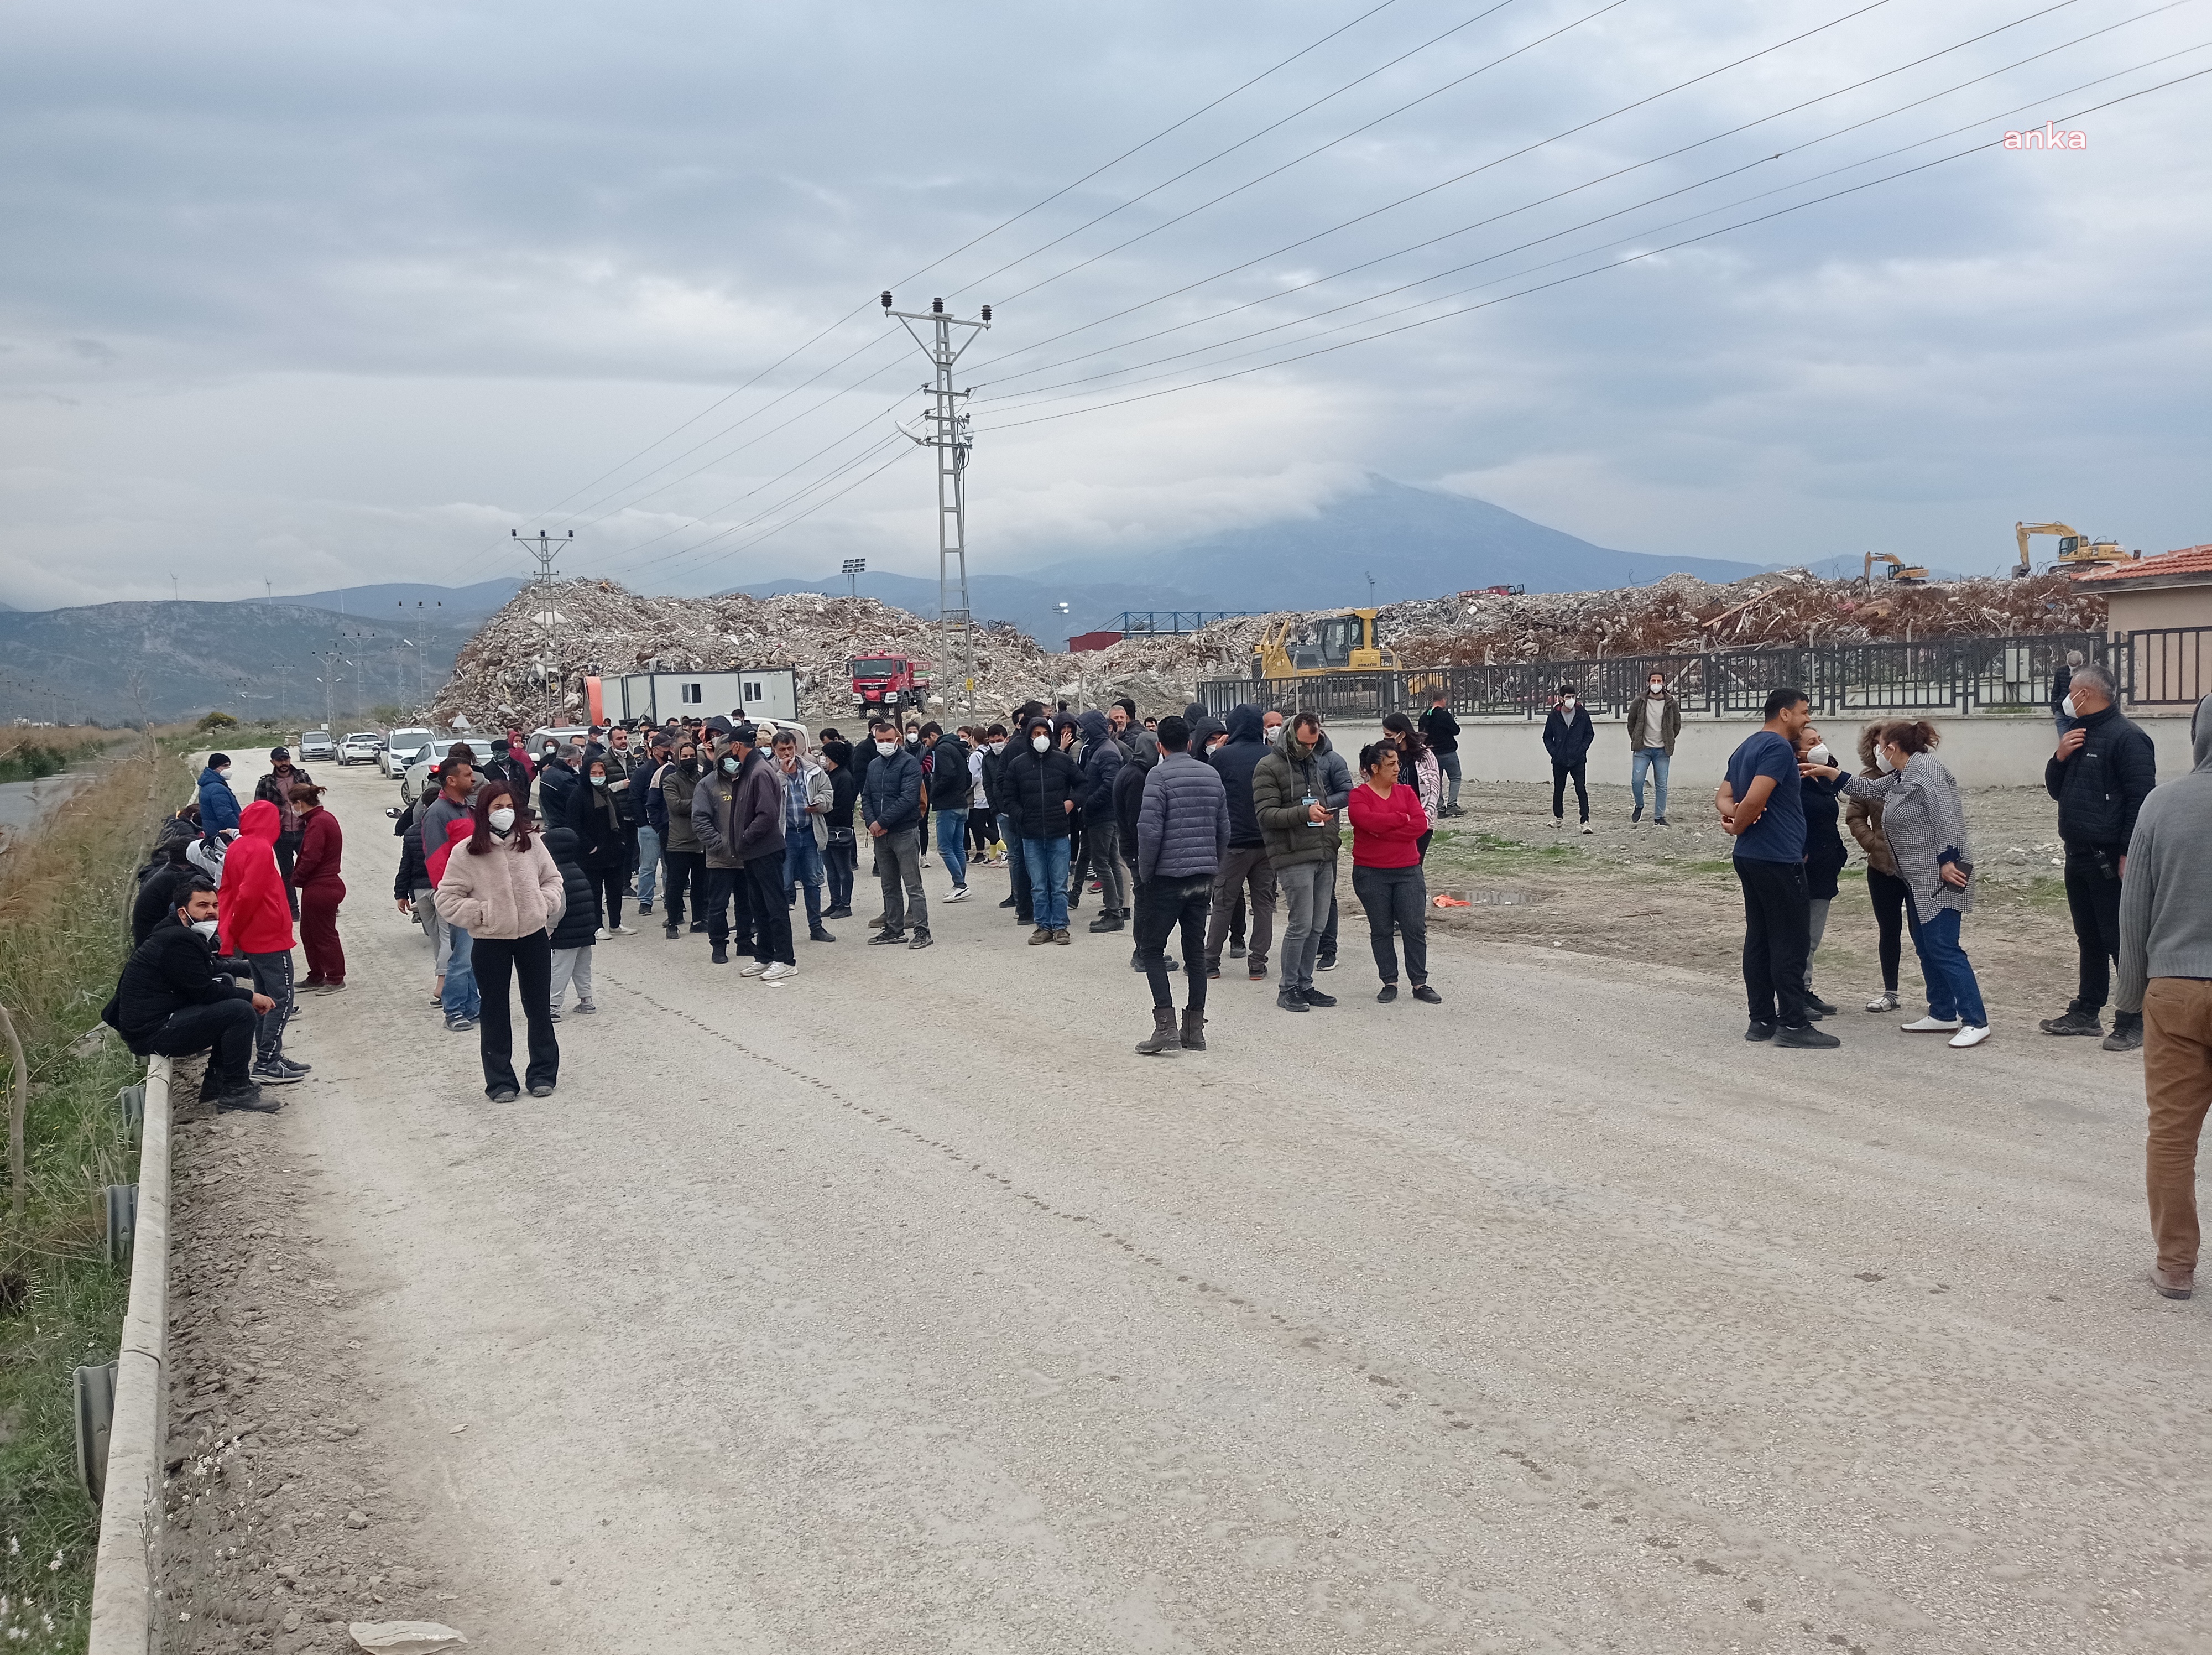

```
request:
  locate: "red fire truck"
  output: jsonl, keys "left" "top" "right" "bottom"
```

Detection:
{"left": 849, "top": 655, "right": 932, "bottom": 713}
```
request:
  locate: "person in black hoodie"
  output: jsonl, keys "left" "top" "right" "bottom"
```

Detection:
{"left": 1543, "top": 683, "right": 1595, "bottom": 831}
{"left": 541, "top": 824, "right": 602, "bottom": 1017}
{"left": 107, "top": 877, "right": 273, "bottom": 1111}
{"left": 133, "top": 830, "right": 201, "bottom": 947}
{"left": 1113, "top": 727, "right": 1179, "bottom": 976}
{"left": 818, "top": 741, "right": 860, "bottom": 919}
{"left": 1200, "top": 705, "right": 1275, "bottom": 979}
{"left": 1000, "top": 714, "right": 1084, "bottom": 943}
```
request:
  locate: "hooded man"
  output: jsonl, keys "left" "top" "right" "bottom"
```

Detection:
{"left": 2119, "top": 694, "right": 2212, "bottom": 1302}
{"left": 1113, "top": 722, "right": 1170, "bottom": 975}
{"left": 921, "top": 721, "right": 972, "bottom": 901}
{"left": 196, "top": 753, "right": 242, "bottom": 839}
{"left": 219, "top": 800, "right": 309, "bottom": 1087}
{"left": 1074, "top": 709, "right": 1127, "bottom": 930}
{"left": 1199, "top": 705, "right": 1275, "bottom": 980}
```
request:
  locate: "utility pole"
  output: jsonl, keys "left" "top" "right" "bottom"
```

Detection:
{"left": 884, "top": 291, "right": 989, "bottom": 716}
{"left": 514, "top": 528, "right": 573, "bottom": 724}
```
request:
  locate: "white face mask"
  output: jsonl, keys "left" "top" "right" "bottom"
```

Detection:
{"left": 215, "top": 767, "right": 231, "bottom": 779}
{"left": 875, "top": 740, "right": 896, "bottom": 757}
{"left": 1031, "top": 734, "right": 1050, "bottom": 753}
{"left": 2061, "top": 694, "right": 2078, "bottom": 720}
{"left": 989, "top": 740, "right": 1005, "bottom": 754}
{"left": 1876, "top": 747, "right": 1897, "bottom": 774}
{"left": 1648, "top": 683, "right": 1665, "bottom": 696}
{"left": 189, "top": 918, "right": 218, "bottom": 939}
{"left": 1561, "top": 697, "right": 1577, "bottom": 710}
{"left": 488, "top": 806, "right": 516, "bottom": 831}
{"left": 1806, "top": 743, "right": 1833, "bottom": 768}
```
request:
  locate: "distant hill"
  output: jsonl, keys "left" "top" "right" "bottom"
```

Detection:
{"left": 0, "top": 602, "right": 476, "bottom": 725}
{"left": 731, "top": 571, "right": 1220, "bottom": 650}
{"left": 254, "top": 578, "right": 526, "bottom": 620}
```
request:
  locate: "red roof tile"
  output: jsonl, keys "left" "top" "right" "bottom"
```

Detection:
{"left": 2073, "top": 543, "right": 2212, "bottom": 584}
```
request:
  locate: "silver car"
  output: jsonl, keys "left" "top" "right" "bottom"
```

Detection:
{"left": 401, "top": 738, "right": 500, "bottom": 808}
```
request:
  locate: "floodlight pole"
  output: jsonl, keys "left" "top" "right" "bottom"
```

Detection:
{"left": 884, "top": 292, "right": 989, "bottom": 716}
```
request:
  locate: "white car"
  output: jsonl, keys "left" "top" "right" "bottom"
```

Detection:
{"left": 402, "top": 738, "right": 500, "bottom": 808}
{"left": 337, "top": 731, "right": 382, "bottom": 766}
{"left": 382, "top": 728, "right": 435, "bottom": 778}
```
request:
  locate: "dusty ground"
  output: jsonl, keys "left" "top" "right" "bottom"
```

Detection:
{"left": 148, "top": 761, "right": 2206, "bottom": 1654}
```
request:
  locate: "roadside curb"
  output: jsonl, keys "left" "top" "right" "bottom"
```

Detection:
{"left": 87, "top": 1055, "right": 171, "bottom": 1655}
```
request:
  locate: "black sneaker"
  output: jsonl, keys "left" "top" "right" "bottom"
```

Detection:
{"left": 1301, "top": 987, "right": 1337, "bottom": 1008}
{"left": 690, "top": 920, "right": 707, "bottom": 933}
{"left": 1248, "top": 960, "right": 1267, "bottom": 981}
{"left": 823, "top": 905, "right": 854, "bottom": 920}
{"left": 998, "top": 896, "right": 1018, "bottom": 909}
{"left": 215, "top": 1081, "right": 278, "bottom": 1113}
{"left": 1746, "top": 1020, "right": 1777, "bottom": 1042}
{"left": 1777, "top": 1023, "right": 1841, "bottom": 1049}
{"left": 808, "top": 927, "right": 837, "bottom": 943}
{"left": 250, "top": 1060, "right": 304, "bottom": 1087}
{"left": 1377, "top": 983, "right": 1399, "bottom": 1003}
{"left": 274, "top": 1056, "right": 312, "bottom": 1078}
{"left": 1806, "top": 992, "right": 1839, "bottom": 1016}
{"left": 1088, "top": 910, "right": 1124, "bottom": 933}
{"left": 710, "top": 944, "right": 730, "bottom": 964}
{"left": 909, "top": 928, "right": 933, "bottom": 949}
{"left": 638, "top": 902, "right": 653, "bottom": 915}
{"left": 664, "top": 925, "right": 680, "bottom": 939}
{"left": 445, "top": 1015, "right": 477, "bottom": 1033}
{"left": 869, "top": 928, "right": 908, "bottom": 945}
{"left": 1276, "top": 988, "right": 1309, "bottom": 1013}
{"left": 2104, "top": 1021, "right": 2145, "bottom": 1052}
{"left": 1411, "top": 984, "right": 1442, "bottom": 1005}
{"left": 1206, "top": 958, "right": 1221, "bottom": 979}
{"left": 1316, "top": 954, "right": 1337, "bottom": 972}
{"left": 1228, "top": 942, "right": 1247, "bottom": 960}
{"left": 1653, "top": 816, "right": 1670, "bottom": 826}
{"left": 2038, "top": 1005, "right": 2105, "bottom": 1037}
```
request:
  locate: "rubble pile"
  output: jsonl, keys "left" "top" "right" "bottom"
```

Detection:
{"left": 431, "top": 579, "right": 1061, "bottom": 725}
{"left": 1376, "top": 570, "right": 2103, "bottom": 666}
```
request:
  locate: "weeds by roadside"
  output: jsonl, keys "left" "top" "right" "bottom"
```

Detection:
{"left": 0, "top": 738, "right": 188, "bottom": 1652}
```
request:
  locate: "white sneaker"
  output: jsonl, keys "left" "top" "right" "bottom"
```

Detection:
{"left": 592, "top": 928, "right": 609, "bottom": 942}
{"left": 1948, "top": 1024, "right": 1991, "bottom": 1048}
{"left": 1901, "top": 1014, "right": 1964, "bottom": 1033}
{"left": 761, "top": 961, "right": 797, "bottom": 982}
{"left": 739, "top": 961, "right": 768, "bottom": 977}
{"left": 1580, "top": 824, "right": 1593, "bottom": 835}
{"left": 610, "top": 924, "right": 638, "bottom": 936}
{"left": 947, "top": 886, "right": 969, "bottom": 902}
{"left": 1865, "top": 990, "right": 1900, "bottom": 1012}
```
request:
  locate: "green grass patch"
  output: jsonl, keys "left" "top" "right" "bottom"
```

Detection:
{"left": 0, "top": 740, "right": 116, "bottom": 787}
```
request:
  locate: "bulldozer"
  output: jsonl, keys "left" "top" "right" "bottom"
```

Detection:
{"left": 2013, "top": 521, "right": 2138, "bottom": 577}
{"left": 1863, "top": 551, "right": 1929, "bottom": 586}
{"left": 1253, "top": 608, "right": 1400, "bottom": 678}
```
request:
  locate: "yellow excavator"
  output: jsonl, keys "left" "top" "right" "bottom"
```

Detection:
{"left": 2013, "top": 521, "right": 2138, "bottom": 577}
{"left": 1253, "top": 608, "right": 1400, "bottom": 678}
{"left": 1863, "top": 551, "right": 1929, "bottom": 585}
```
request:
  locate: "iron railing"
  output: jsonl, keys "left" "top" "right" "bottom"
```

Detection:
{"left": 1108, "top": 610, "right": 1251, "bottom": 634}
{"left": 1197, "top": 631, "right": 2121, "bottom": 720}
{"left": 2121, "top": 627, "right": 2210, "bottom": 707}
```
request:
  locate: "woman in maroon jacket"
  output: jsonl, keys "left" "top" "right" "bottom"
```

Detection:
{"left": 1346, "top": 743, "right": 1441, "bottom": 1005}
{"left": 290, "top": 783, "right": 347, "bottom": 992}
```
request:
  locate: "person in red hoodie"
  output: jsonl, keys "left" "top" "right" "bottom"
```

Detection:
{"left": 219, "top": 800, "right": 310, "bottom": 1085}
{"left": 1346, "top": 742, "right": 1442, "bottom": 1005}
{"left": 289, "top": 783, "right": 347, "bottom": 993}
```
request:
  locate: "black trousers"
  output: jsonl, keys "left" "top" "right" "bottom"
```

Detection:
{"left": 744, "top": 850, "right": 795, "bottom": 965}
{"left": 1352, "top": 862, "right": 1428, "bottom": 985}
{"left": 1136, "top": 875, "right": 1212, "bottom": 1011}
{"left": 1735, "top": 857, "right": 1811, "bottom": 1027}
{"left": 1866, "top": 866, "right": 1908, "bottom": 992}
{"left": 661, "top": 850, "right": 705, "bottom": 927}
{"left": 246, "top": 949, "right": 294, "bottom": 1060}
{"left": 472, "top": 930, "right": 558, "bottom": 1094}
{"left": 1552, "top": 760, "right": 1589, "bottom": 822}
{"left": 705, "top": 865, "right": 754, "bottom": 950}
{"left": 149, "top": 998, "right": 258, "bottom": 1086}
{"left": 2064, "top": 841, "right": 2126, "bottom": 1014}
{"left": 1004, "top": 825, "right": 1032, "bottom": 922}
{"left": 275, "top": 837, "right": 301, "bottom": 919}
{"left": 825, "top": 839, "right": 857, "bottom": 909}
{"left": 586, "top": 863, "right": 624, "bottom": 929}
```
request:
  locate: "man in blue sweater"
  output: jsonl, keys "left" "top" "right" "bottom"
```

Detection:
{"left": 1134, "top": 716, "right": 1230, "bottom": 1056}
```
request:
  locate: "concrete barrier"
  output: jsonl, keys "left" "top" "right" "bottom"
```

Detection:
{"left": 87, "top": 1056, "right": 171, "bottom": 1655}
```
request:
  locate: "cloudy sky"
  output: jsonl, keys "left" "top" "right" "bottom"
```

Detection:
{"left": 3, "top": 0, "right": 2207, "bottom": 607}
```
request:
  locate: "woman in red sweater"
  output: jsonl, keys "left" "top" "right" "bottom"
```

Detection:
{"left": 290, "top": 783, "right": 347, "bottom": 992}
{"left": 1347, "top": 743, "right": 1441, "bottom": 1005}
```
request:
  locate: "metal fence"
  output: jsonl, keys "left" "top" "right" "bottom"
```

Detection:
{"left": 1197, "top": 631, "right": 2126, "bottom": 721}
{"left": 2124, "top": 627, "right": 2210, "bottom": 707}
{"left": 1109, "top": 610, "right": 1250, "bottom": 634}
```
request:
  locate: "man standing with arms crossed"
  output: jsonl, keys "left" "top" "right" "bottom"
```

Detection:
{"left": 1715, "top": 688, "right": 1838, "bottom": 1049}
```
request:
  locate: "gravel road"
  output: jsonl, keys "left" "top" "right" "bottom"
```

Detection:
{"left": 166, "top": 761, "right": 2209, "bottom": 1653}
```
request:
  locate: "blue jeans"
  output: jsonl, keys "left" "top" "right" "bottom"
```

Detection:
{"left": 1905, "top": 904, "right": 1986, "bottom": 1027}
{"left": 935, "top": 809, "right": 968, "bottom": 890}
{"left": 1631, "top": 748, "right": 1670, "bottom": 816}
{"left": 1437, "top": 748, "right": 1462, "bottom": 810}
{"left": 785, "top": 832, "right": 825, "bottom": 930}
{"left": 1022, "top": 835, "right": 1071, "bottom": 931}
{"left": 634, "top": 824, "right": 660, "bottom": 907}
{"left": 441, "top": 924, "right": 481, "bottom": 1022}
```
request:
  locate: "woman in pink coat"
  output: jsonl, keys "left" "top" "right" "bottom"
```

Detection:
{"left": 433, "top": 782, "right": 566, "bottom": 1101}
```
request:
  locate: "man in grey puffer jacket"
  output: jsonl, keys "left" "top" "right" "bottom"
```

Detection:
{"left": 2120, "top": 694, "right": 2212, "bottom": 1301}
{"left": 1133, "top": 716, "right": 1229, "bottom": 1056}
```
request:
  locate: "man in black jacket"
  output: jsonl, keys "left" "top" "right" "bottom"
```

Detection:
{"left": 1419, "top": 690, "right": 1463, "bottom": 816}
{"left": 1200, "top": 705, "right": 1275, "bottom": 979}
{"left": 860, "top": 716, "right": 931, "bottom": 948}
{"left": 1000, "top": 714, "right": 1085, "bottom": 944}
{"left": 109, "top": 878, "right": 274, "bottom": 1112}
{"left": 1113, "top": 726, "right": 1177, "bottom": 975}
{"left": 2041, "top": 660, "right": 2158, "bottom": 1045}
{"left": 1543, "top": 683, "right": 1594, "bottom": 831}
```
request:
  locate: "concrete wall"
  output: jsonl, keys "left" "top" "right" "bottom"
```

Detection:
{"left": 1327, "top": 712, "right": 2200, "bottom": 790}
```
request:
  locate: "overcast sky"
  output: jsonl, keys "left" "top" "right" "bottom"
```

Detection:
{"left": 3, "top": 0, "right": 2207, "bottom": 607}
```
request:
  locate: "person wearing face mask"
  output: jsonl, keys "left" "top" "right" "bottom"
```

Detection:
{"left": 2051, "top": 648, "right": 2084, "bottom": 736}
{"left": 636, "top": 731, "right": 671, "bottom": 918}
{"left": 567, "top": 755, "right": 633, "bottom": 939}
{"left": 196, "top": 752, "right": 243, "bottom": 841}
{"left": 1252, "top": 712, "right": 1343, "bottom": 1012}
{"left": 1542, "top": 685, "right": 1594, "bottom": 833}
{"left": 980, "top": 719, "right": 1032, "bottom": 923}
{"left": 1810, "top": 720, "right": 1986, "bottom": 1048}
{"left": 657, "top": 739, "right": 707, "bottom": 937}
{"left": 254, "top": 747, "right": 314, "bottom": 915}
{"left": 773, "top": 729, "right": 833, "bottom": 953}
{"left": 1626, "top": 674, "right": 1680, "bottom": 825}
{"left": 541, "top": 821, "right": 601, "bottom": 1018}
{"left": 688, "top": 721, "right": 759, "bottom": 965}
{"left": 966, "top": 728, "right": 1001, "bottom": 865}
{"left": 1073, "top": 710, "right": 1126, "bottom": 930}
{"left": 1261, "top": 709, "right": 1286, "bottom": 747}
{"left": 1793, "top": 723, "right": 1848, "bottom": 1018}
{"left": 536, "top": 741, "right": 578, "bottom": 823}
{"left": 859, "top": 716, "right": 930, "bottom": 946}
{"left": 1199, "top": 706, "right": 1274, "bottom": 981}
{"left": 288, "top": 783, "right": 346, "bottom": 993}
{"left": 921, "top": 721, "right": 972, "bottom": 903}
{"left": 1715, "top": 688, "right": 1837, "bottom": 1049}
{"left": 1844, "top": 721, "right": 1909, "bottom": 1014}
{"left": 2041, "top": 659, "right": 2157, "bottom": 1048}
{"left": 106, "top": 877, "right": 277, "bottom": 1113}
{"left": 818, "top": 740, "right": 860, "bottom": 919}
{"left": 432, "top": 782, "right": 566, "bottom": 1100}
{"left": 219, "top": 799, "right": 310, "bottom": 1087}
{"left": 1002, "top": 715, "right": 1084, "bottom": 944}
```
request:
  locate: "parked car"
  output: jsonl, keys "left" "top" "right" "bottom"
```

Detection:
{"left": 401, "top": 738, "right": 499, "bottom": 808}
{"left": 382, "top": 728, "right": 436, "bottom": 778}
{"left": 337, "top": 731, "right": 383, "bottom": 766}
{"left": 298, "top": 730, "right": 338, "bottom": 763}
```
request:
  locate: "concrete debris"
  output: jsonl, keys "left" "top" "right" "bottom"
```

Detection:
{"left": 347, "top": 1622, "right": 468, "bottom": 1654}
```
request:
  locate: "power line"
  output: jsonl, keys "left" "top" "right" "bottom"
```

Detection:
{"left": 973, "top": 66, "right": 2212, "bottom": 433}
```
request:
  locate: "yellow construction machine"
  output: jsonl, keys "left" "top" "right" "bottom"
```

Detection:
{"left": 2013, "top": 521, "right": 2138, "bottom": 577}
{"left": 1254, "top": 608, "right": 1400, "bottom": 678}
{"left": 1863, "top": 551, "right": 1929, "bottom": 585}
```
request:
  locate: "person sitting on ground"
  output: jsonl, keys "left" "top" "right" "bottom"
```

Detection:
{"left": 133, "top": 823, "right": 201, "bottom": 946}
{"left": 1348, "top": 741, "right": 1440, "bottom": 1005}
{"left": 106, "top": 876, "right": 276, "bottom": 1113}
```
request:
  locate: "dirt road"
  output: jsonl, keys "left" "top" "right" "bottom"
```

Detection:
{"left": 161, "top": 761, "right": 2208, "bottom": 1653}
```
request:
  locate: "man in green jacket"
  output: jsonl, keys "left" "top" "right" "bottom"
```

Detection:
{"left": 1627, "top": 670, "right": 1681, "bottom": 825}
{"left": 1251, "top": 712, "right": 1342, "bottom": 1012}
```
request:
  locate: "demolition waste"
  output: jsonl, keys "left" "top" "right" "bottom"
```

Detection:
{"left": 429, "top": 571, "right": 2104, "bottom": 726}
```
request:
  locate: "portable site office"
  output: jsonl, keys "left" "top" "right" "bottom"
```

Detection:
{"left": 614, "top": 667, "right": 798, "bottom": 723}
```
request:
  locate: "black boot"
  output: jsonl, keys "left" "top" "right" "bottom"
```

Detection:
{"left": 1180, "top": 1008, "right": 1207, "bottom": 1051}
{"left": 1136, "top": 1005, "right": 1181, "bottom": 1055}
{"left": 1088, "top": 909, "right": 1125, "bottom": 933}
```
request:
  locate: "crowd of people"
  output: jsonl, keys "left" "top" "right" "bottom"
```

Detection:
{"left": 103, "top": 680, "right": 2211, "bottom": 1305}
